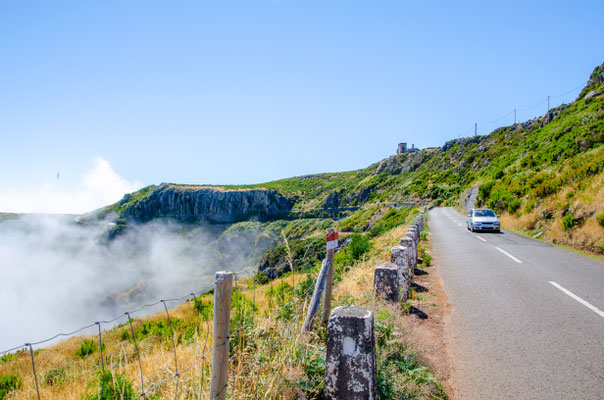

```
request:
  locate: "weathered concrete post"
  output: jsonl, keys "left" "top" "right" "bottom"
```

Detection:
{"left": 400, "top": 237, "right": 417, "bottom": 277}
{"left": 322, "top": 228, "right": 337, "bottom": 324}
{"left": 325, "top": 306, "right": 376, "bottom": 400}
{"left": 374, "top": 262, "right": 400, "bottom": 303}
{"left": 209, "top": 271, "right": 233, "bottom": 400}
{"left": 408, "top": 227, "right": 419, "bottom": 245}
{"left": 390, "top": 247, "right": 411, "bottom": 300}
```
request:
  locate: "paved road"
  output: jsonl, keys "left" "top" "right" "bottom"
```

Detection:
{"left": 429, "top": 207, "right": 604, "bottom": 400}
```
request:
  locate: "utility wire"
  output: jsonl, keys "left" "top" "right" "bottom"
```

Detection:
{"left": 480, "top": 109, "right": 515, "bottom": 126}
{"left": 551, "top": 81, "right": 587, "bottom": 99}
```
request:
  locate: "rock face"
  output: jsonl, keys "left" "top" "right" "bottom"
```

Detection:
{"left": 584, "top": 90, "right": 600, "bottom": 100}
{"left": 122, "top": 184, "right": 293, "bottom": 223}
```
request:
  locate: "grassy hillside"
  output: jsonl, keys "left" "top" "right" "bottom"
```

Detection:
{"left": 104, "top": 63, "right": 603, "bottom": 255}
{"left": 0, "top": 215, "right": 446, "bottom": 400}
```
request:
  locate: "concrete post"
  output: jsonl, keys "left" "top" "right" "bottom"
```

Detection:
{"left": 400, "top": 237, "right": 417, "bottom": 270}
{"left": 325, "top": 306, "right": 376, "bottom": 400}
{"left": 390, "top": 247, "right": 411, "bottom": 300}
{"left": 209, "top": 271, "right": 233, "bottom": 400}
{"left": 407, "top": 228, "right": 419, "bottom": 245}
{"left": 374, "top": 263, "right": 400, "bottom": 303}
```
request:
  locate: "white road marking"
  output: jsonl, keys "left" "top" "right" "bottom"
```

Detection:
{"left": 549, "top": 281, "right": 604, "bottom": 318}
{"left": 495, "top": 247, "right": 522, "bottom": 263}
{"left": 477, "top": 235, "right": 487, "bottom": 242}
{"left": 457, "top": 223, "right": 463, "bottom": 228}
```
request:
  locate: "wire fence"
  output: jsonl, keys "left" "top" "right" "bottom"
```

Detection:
{"left": 0, "top": 238, "right": 324, "bottom": 400}
{"left": 458, "top": 80, "right": 588, "bottom": 137}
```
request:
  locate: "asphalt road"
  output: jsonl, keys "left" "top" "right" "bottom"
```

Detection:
{"left": 429, "top": 207, "right": 604, "bottom": 400}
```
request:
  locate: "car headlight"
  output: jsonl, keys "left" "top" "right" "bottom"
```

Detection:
{"left": 494, "top": 222, "right": 500, "bottom": 225}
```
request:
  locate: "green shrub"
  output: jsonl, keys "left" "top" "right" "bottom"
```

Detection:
{"left": 562, "top": 213, "right": 575, "bottom": 231}
{"left": 255, "top": 271, "right": 269, "bottom": 285}
{"left": 76, "top": 339, "right": 100, "bottom": 358}
{"left": 295, "top": 272, "right": 317, "bottom": 298}
{"left": 349, "top": 233, "right": 370, "bottom": 260}
{"left": 423, "top": 253, "right": 432, "bottom": 267}
{"left": 44, "top": 366, "right": 68, "bottom": 387}
{"left": 507, "top": 198, "right": 522, "bottom": 214}
{"left": 0, "top": 353, "right": 17, "bottom": 365}
{"left": 334, "top": 233, "right": 371, "bottom": 268}
{"left": 230, "top": 290, "right": 258, "bottom": 328}
{"left": 479, "top": 181, "right": 495, "bottom": 201}
{"left": 270, "top": 282, "right": 294, "bottom": 321}
{"left": 84, "top": 370, "right": 142, "bottom": 400}
{"left": 0, "top": 373, "right": 22, "bottom": 400}
{"left": 193, "top": 297, "right": 214, "bottom": 320}
{"left": 135, "top": 319, "right": 179, "bottom": 341}
{"left": 369, "top": 208, "right": 412, "bottom": 238}
{"left": 120, "top": 329, "right": 130, "bottom": 341}
{"left": 596, "top": 211, "right": 604, "bottom": 228}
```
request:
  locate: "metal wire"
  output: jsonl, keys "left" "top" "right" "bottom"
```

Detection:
{"left": 27, "top": 322, "right": 97, "bottom": 347}
{"left": 0, "top": 344, "right": 26, "bottom": 356}
{"left": 480, "top": 109, "right": 515, "bottom": 125}
{"left": 551, "top": 81, "right": 587, "bottom": 99}
{"left": 0, "top": 248, "right": 322, "bottom": 400}
{"left": 518, "top": 98, "right": 547, "bottom": 112}
{"left": 0, "top": 285, "right": 214, "bottom": 355}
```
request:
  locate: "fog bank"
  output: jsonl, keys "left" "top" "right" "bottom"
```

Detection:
{"left": 0, "top": 214, "right": 255, "bottom": 351}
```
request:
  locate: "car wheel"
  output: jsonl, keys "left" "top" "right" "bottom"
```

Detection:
{"left": 470, "top": 224, "right": 475, "bottom": 232}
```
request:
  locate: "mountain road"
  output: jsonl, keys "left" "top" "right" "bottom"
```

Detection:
{"left": 429, "top": 207, "right": 604, "bottom": 400}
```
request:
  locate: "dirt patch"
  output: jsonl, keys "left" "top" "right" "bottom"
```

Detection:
{"left": 403, "top": 235, "right": 456, "bottom": 398}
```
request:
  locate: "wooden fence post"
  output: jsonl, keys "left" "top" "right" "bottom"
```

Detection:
{"left": 209, "top": 271, "right": 233, "bottom": 400}
{"left": 322, "top": 228, "right": 338, "bottom": 324}
{"left": 302, "top": 258, "right": 331, "bottom": 332}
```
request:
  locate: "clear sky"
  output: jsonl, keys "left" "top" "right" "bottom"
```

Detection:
{"left": 1, "top": 0, "right": 603, "bottom": 213}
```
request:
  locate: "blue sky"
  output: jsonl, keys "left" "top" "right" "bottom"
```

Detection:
{"left": 1, "top": 0, "right": 603, "bottom": 212}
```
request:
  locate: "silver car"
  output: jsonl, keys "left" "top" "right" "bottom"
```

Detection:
{"left": 467, "top": 208, "right": 500, "bottom": 232}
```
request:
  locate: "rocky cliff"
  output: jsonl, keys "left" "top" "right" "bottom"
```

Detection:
{"left": 116, "top": 184, "right": 294, "bottom": 223}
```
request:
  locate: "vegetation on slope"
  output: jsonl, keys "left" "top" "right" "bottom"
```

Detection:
{"left": 0, "top": 211, "right": 446, "bottom": 399}
{"left": 98, "top": 62, "right": 603, "bottom": 254}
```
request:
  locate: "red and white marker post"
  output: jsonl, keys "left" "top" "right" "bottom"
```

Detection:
{"left": 322, "top": 228, "right": 338, "bottom": 323}
{"left": 326, "top": 230, "right": 339, "bottom": 251}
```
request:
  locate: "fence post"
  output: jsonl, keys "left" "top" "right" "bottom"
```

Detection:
{"left": 390, "top": 247, "right": 411, "bottom": 300}
{"left": 374, "top": 262, "right": 401, "bottom": 303}
{"left": 209, "top": 271, "right": 233, "bottom": 400}
{"left": 322, "top": 228, "right": 337, "bottom": 324}
{"left": 302, "top": 258, "right": 331, "bottom": 332}
{"left": 325, "top": 306, "right": 376, "bottom": 400}
{"left": 400, "top": 236, "right": 417, "bottom": 269}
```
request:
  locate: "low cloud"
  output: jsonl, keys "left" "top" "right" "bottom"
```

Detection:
{"left": 0, "top": 157, "right": 143, "bottom": 214}
{"left": 0, "top": 214, "right": 253, "bottom": 351}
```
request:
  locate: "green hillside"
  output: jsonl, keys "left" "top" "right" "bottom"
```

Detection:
{"left": 108, "top": 63, "right": 604, "bottom": 255}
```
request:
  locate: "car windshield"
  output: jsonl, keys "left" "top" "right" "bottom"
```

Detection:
{"left": 475, "top": 209, "right": 496, "bottom": 217}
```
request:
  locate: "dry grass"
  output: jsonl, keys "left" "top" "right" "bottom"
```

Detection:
{"left": 500, "top": 172, "right": 604, "bottom": 256}
{"left": 1, "top": 221, "right": 447, "bottom": 400}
